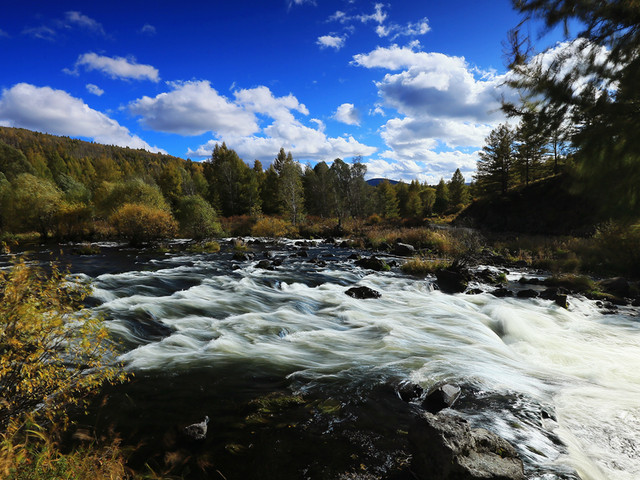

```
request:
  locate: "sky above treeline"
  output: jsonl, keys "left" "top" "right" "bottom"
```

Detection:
{"left": 0, "top": 1, "right": 558, "bottom": 183}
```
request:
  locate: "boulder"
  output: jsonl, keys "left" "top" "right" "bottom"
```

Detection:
{"left": 409, "top": 412, "right": 525, "bottom": 480}
{"left": 554, "top": 294, "right": 568, "bottom": 309}
{"left": 491, "top": 287, "right": 513, "bottom": 298}
{"left": 422, "top": 384, "right": 461, "bottom": 414}
{"left": 355, "top": 256, "right": 390, "bottom": 272}
{"left": 435, "top": 267, "right": 470, "bottom": 294}
{"left": 345, "top": 286, "right": 382, "bottom": 299}
{"left": 233, "top": 251, "right": 254, "bottom": 261}
{"left": 393, "top": 242, "right": 416, "bottom": 256}
{"left": 516, "top": 289, "right": 539, "bottom": 299}
{"left": 397, "top": 382, "right": 425, "bottom": 403}
{"left": 256, "top": 260, "right": 272, "bottom": 270}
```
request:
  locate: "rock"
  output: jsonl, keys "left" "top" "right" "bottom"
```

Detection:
{"left": 422, "top": 384, "right": 461, "bottom": 414}
{"left": 295, "top": 249, "right": 309, "bottom": 257}
{"left": 183, "top": 416, "right": 209, "bottom": 441}
{"left": 393, "top": 242, "right": 416, "bottom": 256}
{"left": 256, "top": 260, "right": 272, "bottom": 269}
{"left": 355, "top": 256, "right": 389, "bottom": 272}
{"left": 466, "top": 288, "right": 484, "bottom": 295}
{"left": 598, "top": 277, "right": 630, "bottom": 298}
{"left": 397, "top": 382, "right": 424, "bottom": 403}
{"left": 491, "top": 287, "right": 513, "bottom": 298}
{"left": 409, "top": 412, "right": 525, "bottom": 480}
{"left": 435, "top": 266, "right": 470, "bottom": 294}
{"left": 516, "top": 289, "right": 539, "bottom": 298}
{"left": 555, "top": 294, "right": 568, "bottom": 309}
{"left": 348, "top": 253, "right": 361, "bottom": 260}
{"left": 233, "top": 251, "right": 254, "bottom": 261}
{"left": 272, "top": 258, "right": 284, "bottom": 267}
{"left": 345, "top": 286, "right": 382, "bottom": 299}
{"left": 263, "top": 250, "right": 274, "bottom": 259}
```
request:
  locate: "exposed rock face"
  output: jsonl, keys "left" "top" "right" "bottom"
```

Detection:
{"left": 355, "top": 256, "right": 390, "bottom": 272}
{"left": 409, "top": 412, "right": 525, "bottom": 480}
{"left": 393, "top": 242, "right": 416, "bottom": 256}
{"left": 345, "top": 286, "right": 382, "bottom": 299}
{"left": 422, "top": 384, "right": 461, "bottom": 414}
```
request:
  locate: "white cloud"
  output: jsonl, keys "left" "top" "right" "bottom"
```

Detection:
{"left": 0, "top": 83, "right": 163, "bottom": 152}
{"left": 317, "top": 34, "right": 346, "bottom": 50}
{"left": 357, "top": 3, "right": 387, "bottom": 24}
{"left": 129, "top": 80, "right": 258, "bottom": 136}
{"left": 334, "top": 103, "right": 360, "bottom": 125}
{"left": 64, "top": 11, "right": 105, "bottom": 35}
{"left": 68, "top": 53, "right": 160, "bottom": 82}
{"left": 86, "top": 83, "right": 104, "bottom": 96}
{"left": 22, "top": 26, "right": 57, "bottom": 41}
{"left": 365, "top": 151, "right": 478, "bottom": 184}
{"left": 376, "top": 18, "right": 430, "bottom": 39}
{"left": 140, "top": 24, "right": 156, "bottom": 35}
{"left": 234, "top": 85, "right": 309, "bottom": 120}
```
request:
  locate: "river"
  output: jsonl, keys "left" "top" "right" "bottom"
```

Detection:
{"left": 10, "top": 238, "right": 640, "bottom": 479}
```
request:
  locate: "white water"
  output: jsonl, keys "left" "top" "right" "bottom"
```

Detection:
{"left": 88, "top": 242, "right": 640, "bottom": 479}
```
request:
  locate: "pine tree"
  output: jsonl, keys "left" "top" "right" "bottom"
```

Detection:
{"left": 434, "top": 178, "right": 450, "bottom": 214}
{"left": 448, "top": 168, "right": 469, "bottom": 207}
{"left": 475, "top": 124, "right": 516, "bottom": 196}
{"left": 277, "top": 150, "right": 304, "bottom": 225}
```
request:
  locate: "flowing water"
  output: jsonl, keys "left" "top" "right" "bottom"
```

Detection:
{"left": 8, "top": 239, "right": 640, "bottom": 479}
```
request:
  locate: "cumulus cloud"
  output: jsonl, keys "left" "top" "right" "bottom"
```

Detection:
{"left": 0, "top": 83, "right": 163, "bottom": 152}
{"left": 67, "top": 53, "right": 160, "bottom": 82}
{"left": 352, "top": 42, "right": 511, "bottom": 178}
{"left": 317, "top": 34, "right": 346, "bottom": 50}
{"left": 185, "top": 86, "right": 375, "bottom": 162}
{"left": 86, "top": 83, "right": 104, "bottom": 96}
{"left": 334, "top": 103, "right": 360, "bottom": 126}
{"left": 129, "top": 80, "right": 258, "bottom": 136}
{"left": 64, "top": 11, "right": 105, "bottom": 35}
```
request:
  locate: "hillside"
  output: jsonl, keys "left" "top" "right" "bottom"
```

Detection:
{"left": 455, "top": 175, "right": 604, "bottom": 236}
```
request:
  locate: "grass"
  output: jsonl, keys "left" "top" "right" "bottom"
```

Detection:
{"left": 401, "top": 257, "right": 451, "bottom": 276}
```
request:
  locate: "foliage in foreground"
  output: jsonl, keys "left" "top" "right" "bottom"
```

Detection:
{"left": 0, "top": 257, "right": 132, "bottom": 478}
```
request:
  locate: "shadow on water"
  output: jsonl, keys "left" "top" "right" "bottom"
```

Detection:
{"left": 78, "top": 364, "right": 417, "bottom": 480}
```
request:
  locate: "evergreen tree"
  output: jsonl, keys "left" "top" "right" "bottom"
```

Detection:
{"left": 448, "top": 168, "right": 469, "bottom": 207}
{"left": 475, "top": 124, "right": 516, "bottom": 196}
{"left": 260, "top": 165, "right": 280, "bottom": 215}
{"left": 514, "top": 112, "right": 547, "bottom": 185}
{"left": 434, "top": 178, "right": 450, "bottom": 214}
{"left": 277, "top": 150, "right": 304, "bottom": 225}
{"left": 376, "top": 180, "right": 399, "bottom": 219}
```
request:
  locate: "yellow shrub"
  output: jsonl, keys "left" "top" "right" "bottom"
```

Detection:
{"left": 251, "top": 217, "right": 291, "bottom": 238}
{"left": 109, "top": 203, "right": 177, "bottom": 245}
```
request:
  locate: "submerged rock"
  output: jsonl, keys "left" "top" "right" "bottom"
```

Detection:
{"left": 345, "top": 286, "right": 382, "bottom": 299}
{"left": 492, "top": 287, "right": 513, "bottom": 298}
{"left": 422, "top": 384, "right": 461, "bottom": 414}
{"left": 409, "top": 411, "right": 525, "bottom": 480}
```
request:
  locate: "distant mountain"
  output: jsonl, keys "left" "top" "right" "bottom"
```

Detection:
{"left": 366, "top": 178, "right": 400, "bottom": 187}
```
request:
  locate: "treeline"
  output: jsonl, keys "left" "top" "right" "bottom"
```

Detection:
{"left": 0, "top": 127, "right": 471, "bottom": 243}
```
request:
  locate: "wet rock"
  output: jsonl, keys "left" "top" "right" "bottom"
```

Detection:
{"left": 422, "top": 384, "right": 461, "bottom": 414}
{"left": 397, "top": 382, "right": 424, "bottom": 403}
{"left": 518, "top": 277, "right": 540, "bottom": 285}
{"left": 516, "top": 289, "right": 539, "bottom": 299}
{"left": 348, "top": 253, "right": 361, "bottom": 260}
{"left": 466, "top": 288, "right": 484, "bottom": 295}
{"left": 272, "top": 258, "right": 284, "bottom": 267}
{"left": 435, "top": 265, "right": 470, "bottom": 294}
{"left": 233, "top": 251, "right": 254, "bottom": 261}
{"left": 409, "top": 411, "right": 525, "bottom": 480}
{"left": 256, "top": 260, "right": 272, "bottom": 270}
{"left": 131, "top": 311, "right": 176, "bottom": 341}
{"left": 345, "top": 286, "right": 382, "bottom": 299}
{"left": 183, "top": 416, "right": 209, "bottom": 441}
{"left": 355, "top": 256, "right": 390, "bottom": 272}
{"left": 263, "top": 250, "right": 274, "bottom": 259}
{"left": 393, "top": 242, "right": 416, "bottom": 256}
{"left": 295, "top": 249, "right": 309, "bottom": 258}
{"left": 555, "top": 294, "right": 568, "bottom": 309}
{"left": 377, "top": 242, "right": 392, "bottom": 252}
{"left": 491, "top": 287, "right": 513, "bottom": 298}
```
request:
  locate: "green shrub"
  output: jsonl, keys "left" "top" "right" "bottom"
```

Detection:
{"left": 109, "top": 203, "right": 178, "bottom": 246}
{"left": 401, "top": 257, "right": 451, "bottom": 276}
{"left": 175, "top": 195, "right": 222, "bottom": 239}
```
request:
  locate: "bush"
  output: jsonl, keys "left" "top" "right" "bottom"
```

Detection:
{"left": 251, "top": 217, "right": 291, "bottom": 238}
{"left": 401, "top": 257, "right": 451, "bottom": 276}
{"left": 175, "top": 195, "right": 223, "bottom": 239}
{"left": 0, "top": 258, "right": 127, "bottom": 430}
{"left": 109, "top": 203, "right": 177, "bottom": 246}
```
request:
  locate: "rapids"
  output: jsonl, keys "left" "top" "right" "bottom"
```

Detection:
{"left": 10, "top": 239, "right": 640, "bottom": 479}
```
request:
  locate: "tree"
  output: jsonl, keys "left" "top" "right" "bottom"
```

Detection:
{"left": 434, "top": 178, "right": 450, "bottom": 214}
{"left": 2, "top": 174, "right": 63, "bottom": 239}
{"left": 95, "top": 177, "right": 169, "bottom": 217}
{"left": 175, "top": 195, "right": 222, "bottom": 239}
{"left": 448, "top": 168, "right": 469, "bottom": 207}
{"left": 514, "top": 111, "right": 548, "bottom": 185}
{"left": 505, "top": 0, "right": 640, "bottom": 214}
{"left": 204, "top": 143, "right": 254, "bottom": 216}
{"left": 376, "top": 180, "right": 399, "bottom": 219}
{"left": 475, "top": 124, "right": 516, "bottom": 196}
{"left": 277, "top": 150, "right": 304, "bottom": 225}
{"left": 0, "top": 258, "right": 127, "bottom": 429}
{"left": 0, "top": 140, "right": 35, "bottom": 180}
{"left": 109, "top": 203, "right": 178, "bottom": 246}
{"left": 260, "top": 165, "right": 280, "bottom": 215}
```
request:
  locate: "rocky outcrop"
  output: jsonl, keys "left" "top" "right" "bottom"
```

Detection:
{"left": 409, "top": 412, "right": 525, "bottom": 480}
{"left": 345, "top": 286, "right": 382, "bottom": 299}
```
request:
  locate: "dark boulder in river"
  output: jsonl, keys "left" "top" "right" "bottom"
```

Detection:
{"left": 422, "top": 384, "right": 461, "bottom": 414}
{"left": 435, "top": 266, "right": 470, "bottom": 294}
{"left": 409, "top": 411, "right": 525, "bottom": 480}
{"left": 345, "top": 286, "right": 382, "bottom": 299}
{"left": 355, "top": 256, "right": 390, "bottom": 272}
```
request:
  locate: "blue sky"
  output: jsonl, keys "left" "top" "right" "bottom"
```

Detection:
{"left": 0, "top": 1, "right": 544, "bottom": 183}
